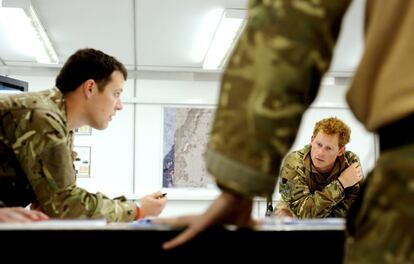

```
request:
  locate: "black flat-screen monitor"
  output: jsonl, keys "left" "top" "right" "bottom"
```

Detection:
{"left": 0, "top": 75, "right": 28, "bottom": 94}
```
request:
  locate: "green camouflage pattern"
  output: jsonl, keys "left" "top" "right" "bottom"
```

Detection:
{"left": 205, "top": 0, "right": 414, "bottom": 263}
{"left": 344, "top": 144, "right": 414, "bottom": 264}
{"left": 0, "top": 88, "right": 136, "bottom": 222}
{"left": 206, "top": 0, "right": 352, "bottom": 198}
{"left": 277, "top": 144, "right": 361, "bottom": 218}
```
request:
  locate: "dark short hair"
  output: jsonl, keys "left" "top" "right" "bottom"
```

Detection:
{"left": 55, "top": 48, "right": 127, "bottom": 94}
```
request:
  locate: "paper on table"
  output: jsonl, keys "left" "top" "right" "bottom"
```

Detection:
{"left": 128, "top": 218, "right": 175, "bottom": 230}
{"left": 256, "top": 217, "right": 345, "bottom": 231}
{"left": 0, "top": 219, "right": 108, "bottom": 230}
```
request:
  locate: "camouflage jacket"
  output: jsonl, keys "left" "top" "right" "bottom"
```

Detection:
{"left": 0, "top": 88, "right": 136, "bottom": 222}
{"left": 278, "top": 145, "right": 361, "bottom": 218}
{"left": 206, "top": 0, "right": 352, "bottom": 198}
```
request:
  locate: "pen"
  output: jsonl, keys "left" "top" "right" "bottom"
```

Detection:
{"left": 158, "top": 193, "right": 167, "bottom": 199}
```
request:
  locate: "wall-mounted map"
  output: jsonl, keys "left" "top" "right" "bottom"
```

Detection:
{"left": 163, "top": 107, "right": 216, "bottom": 188}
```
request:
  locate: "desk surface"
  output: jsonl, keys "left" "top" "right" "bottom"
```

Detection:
{"left": 0, "top": 218, "right": 346, "bottom": 263}
{"left": 0, "top": 217, "right": 345, "bottom": 230}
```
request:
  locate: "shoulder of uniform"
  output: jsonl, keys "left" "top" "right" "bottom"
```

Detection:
{"left": 280, "top": 151, "right": 303, "bottom": 179}
{"left": 283, "top": 151, "right": 300, "bottom": 164}
{"left": 344, "top": 150, "right": 360, "bottom": 164}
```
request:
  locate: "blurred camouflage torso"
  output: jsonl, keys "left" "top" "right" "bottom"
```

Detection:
{"left": 278, "top": 145, "right": 361, "bottom": 218}
{"left": 205, "top": 0, "right": 353, "bottom": 198}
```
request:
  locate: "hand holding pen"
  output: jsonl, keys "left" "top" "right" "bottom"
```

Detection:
{"left": 139, "top": 191, "right": 167, "bottom": 218}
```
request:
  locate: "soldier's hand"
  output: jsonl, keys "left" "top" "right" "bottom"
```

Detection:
{"left": 273, "top": 207, "right": 294, "bottom": 218}
{"left": 153, "top": 191, "right": 254, "bottom": 250}
{"left": 139, "top": 191, "right": 167, "bottom": 217}
{"left": 338, "top": 163, "right": 363, "bottom": 188}
{"left": 0, "top": 207, "right": 49, "bottom": 223}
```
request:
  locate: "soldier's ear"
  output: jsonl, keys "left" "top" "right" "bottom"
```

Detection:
{"left": 83, "top": 79, "right": 95, "bottom": 98}
{"left": 338, "top": 146, "right": 345, "bottom": 156}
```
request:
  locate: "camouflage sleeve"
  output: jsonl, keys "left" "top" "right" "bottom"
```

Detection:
{"left": 331, "top": 151, "right": 363, "bottom": 217}
{"left": 279, "top": 153, "right": 346, "bottom": 218}
{"left": 330, "top": 185, "right": 360, "bottom": 217}
{"left": 206, "top": 0, "right": 352, "bottom": 198}
{"left": 345, "top": 150, "right": 364, "bottom": 177}
{"left": 16, "top": 109, "right": 136, "bottom": 222}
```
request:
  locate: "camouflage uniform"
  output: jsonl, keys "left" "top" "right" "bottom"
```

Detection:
{"left": 343, "top": 144, "right": 414, "bottom": 264}
{"left": 0, "top": 88, "right": 136, "bottom": 222}
{"left": 206, "top": 0, "right": 414, "bottom": 263}
{"left": 207, "top": 0, "right": 352, "bottom": 200}
{"left": 277, "top": 145, "right": 361, "bottom": 218}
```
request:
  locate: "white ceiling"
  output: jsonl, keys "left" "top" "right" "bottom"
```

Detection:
{"left": 0, "top": 0, "right": 364, "bottom": 76}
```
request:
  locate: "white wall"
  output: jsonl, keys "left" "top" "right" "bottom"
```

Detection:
{"left": 7, "top": 73, "right": 378, "bottom": 219}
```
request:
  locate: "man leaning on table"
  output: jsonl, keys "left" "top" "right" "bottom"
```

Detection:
{"left": 0, "top": 48, "right": 166, "bottom": 222}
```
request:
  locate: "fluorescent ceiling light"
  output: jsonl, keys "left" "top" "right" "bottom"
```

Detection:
{"left": 0, "top": 0, "right": 58, "bottom": 64}
{"left": 202, "top": 9, "right": 246, "bottom": 70}
{"left": 191, "top": 8, "right": 223, "bottom": 63}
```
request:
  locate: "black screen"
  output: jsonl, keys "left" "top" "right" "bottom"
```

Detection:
{"left": 0, "top": 75, "right": 28, "bottom": 93}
